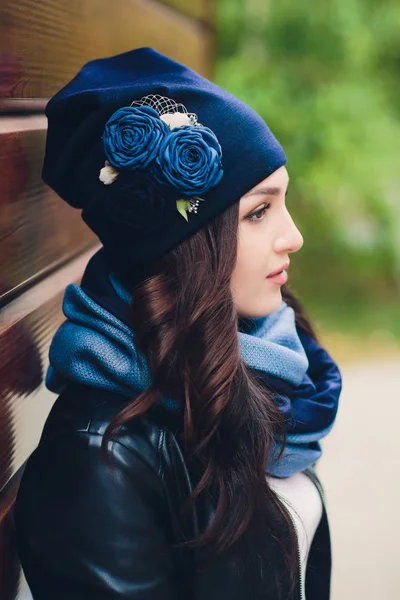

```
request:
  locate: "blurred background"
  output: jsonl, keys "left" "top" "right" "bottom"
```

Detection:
{"left": 218, "top": 0, "right": 400, "bottom": 353}
{"left": 217, "top": 5, "right": 400, "bottom": 597}
{"left": 0, "top": 0, "right": 399, "bottom": 599}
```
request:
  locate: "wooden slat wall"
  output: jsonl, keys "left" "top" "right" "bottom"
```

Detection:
{"left": 0, "top": 117, "right": 95, "bottom": 304}
{"left": 0, "top": 0, "right": 214, "bottom": 104}
{"left": 0, "top": 1, "right": 215, "bottom": 598}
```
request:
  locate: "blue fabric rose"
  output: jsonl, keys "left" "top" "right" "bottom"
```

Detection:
{"left": 102, "top": 106, "right": 169, "bottom": 170}
{"left": 153, "top": 125, "right": 223, "bottom": 195}
{"left": 99, "top": 170, "right": 175, "bottom": 233}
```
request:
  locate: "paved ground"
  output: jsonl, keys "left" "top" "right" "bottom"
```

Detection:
{"left": 317, "top": 357, "right": 400, "bottom": 599}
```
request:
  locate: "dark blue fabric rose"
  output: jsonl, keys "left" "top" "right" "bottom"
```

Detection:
{"left": 100, "top": 170, "right": 175, "bottom": 232}
{"left": 153, "top": 125, "right": 223, "bottom": 195}
{"left": 102, "top": 106, "right": 169, "bottom": 170}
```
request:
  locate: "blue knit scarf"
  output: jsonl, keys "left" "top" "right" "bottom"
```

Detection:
{"left": 46, "top": 250, "right": 341, "bottom": 477}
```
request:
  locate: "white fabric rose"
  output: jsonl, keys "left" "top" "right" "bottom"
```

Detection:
{"left": 99, "top": 160, "right": 119, "bottom": 185}
{"left": 160, "top": 112, "right": 192, "bottom": 129}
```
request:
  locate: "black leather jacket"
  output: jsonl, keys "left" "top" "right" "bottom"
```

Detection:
{"left": 13, "top": 383, "right": 332, "bottom": 599}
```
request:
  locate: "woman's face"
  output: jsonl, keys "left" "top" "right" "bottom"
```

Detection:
{"left": 231, "top": 166, "right": 303, "bottom": 318}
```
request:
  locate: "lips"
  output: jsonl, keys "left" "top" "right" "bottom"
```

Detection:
{"left": 267, "top": 261, "right": 290, "bottom": 278}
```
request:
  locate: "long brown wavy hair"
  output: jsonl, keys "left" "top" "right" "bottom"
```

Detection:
{"left": 101, "top": 200, "right": 318, "bottom": 597}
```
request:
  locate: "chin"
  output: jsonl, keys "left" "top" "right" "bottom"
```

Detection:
{"left": 238, "top": 290, "right": 283, "bottom": 318}
{"left": 261, "top": 296, "right": 283, "bottom": 316}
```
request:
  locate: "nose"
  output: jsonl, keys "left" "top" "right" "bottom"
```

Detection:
{"left": 273, "top": 207, "right": 304, "bottom": 254}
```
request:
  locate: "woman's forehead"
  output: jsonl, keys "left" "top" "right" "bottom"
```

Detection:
{"left": 239, "top": 167, "right": 289, "bottom": 211}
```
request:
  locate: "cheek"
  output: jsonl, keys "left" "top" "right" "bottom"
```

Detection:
{"left": 230, "top": 225, "right": 282, "bottom": 317}
{"left": 232, "top": 235, "right": 268, "bottom": 293}
{"left": 238, "top": 229, "right": 269, "bottom": 272}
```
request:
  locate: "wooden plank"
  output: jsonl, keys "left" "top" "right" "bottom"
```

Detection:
{"left": 1, "top": 292, "right": 67, "bottom": 489}
{"left": 0, "top": 246, "right": 98, "bottom": 332}
{"left": 159, "top": 0, "right": 216, "bottom": 23}
{"left": 0, "top": 247, "right": 99, "bottom": 492}
{"left": 0, "top": 118, "right": 96, "bottom": 303}
{"left": 0, "top": 0, "right": 213, "bottom": 102}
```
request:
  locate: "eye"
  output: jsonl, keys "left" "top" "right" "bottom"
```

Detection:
{"left": 246, "top": 203, "right": 271, "bottom": 222}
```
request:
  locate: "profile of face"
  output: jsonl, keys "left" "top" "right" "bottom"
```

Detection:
{"left": 230, "top": 166, "right": 303, "bottom": 318}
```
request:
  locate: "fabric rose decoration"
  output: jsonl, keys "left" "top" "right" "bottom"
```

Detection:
{"left": 99, "top": 96, "right": 224, "bottom": 223}
{"left": 153, "top": 125, "right": 223, "bottom": 196}
{"left": 100, "top": 170, "right": 174, "bottom": 232}
{"left": 102, "top": 106, "right": 169, "bottom": 170}
{"left": 99, "top": 160, "right": 119, "bottom": 185}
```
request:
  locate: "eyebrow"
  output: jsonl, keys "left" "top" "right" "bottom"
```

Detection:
{"left": 243, "top": 185, "right": 289, "bottom": 199}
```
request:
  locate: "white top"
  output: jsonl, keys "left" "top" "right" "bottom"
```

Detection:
{"left": 266, "top": 471, "right": 323, "bottom": 599}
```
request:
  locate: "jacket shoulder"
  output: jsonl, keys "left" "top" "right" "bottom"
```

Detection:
{"left": 39, "top": 383, "right": 181, "bottom": 473}
{"left": 14, "top": 383, "right": 180, "bottom": 599}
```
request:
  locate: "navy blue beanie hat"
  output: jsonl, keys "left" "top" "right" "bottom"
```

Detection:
{"left": 42, "top": 47, "right": 287, "bottom": 276}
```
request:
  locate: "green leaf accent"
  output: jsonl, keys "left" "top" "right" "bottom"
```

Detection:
{"left": 176, "top": 199, "right": 191, "bottom": 222}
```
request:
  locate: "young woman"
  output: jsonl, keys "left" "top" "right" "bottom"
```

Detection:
{"left": 13, "top": 48, "right": 342, "bottom": 600}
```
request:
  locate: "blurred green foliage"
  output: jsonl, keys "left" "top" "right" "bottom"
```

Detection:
{"left": 216, "top": 0, "right": 400, "bottom": 337}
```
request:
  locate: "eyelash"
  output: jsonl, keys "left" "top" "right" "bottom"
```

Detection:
{"left": 246, "top": 203, "right": 271, "bottom": 222}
